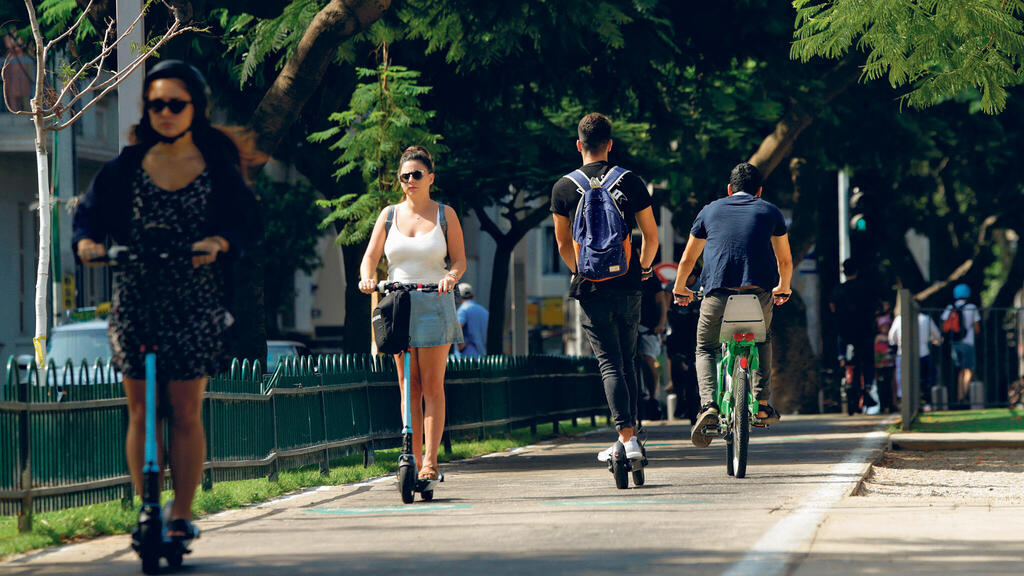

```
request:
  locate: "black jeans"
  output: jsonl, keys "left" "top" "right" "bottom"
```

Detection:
{"left": 579, "top": 291, "right": 642, "bottom": 431}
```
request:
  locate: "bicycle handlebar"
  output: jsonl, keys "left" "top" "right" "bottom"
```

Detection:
{"left": 376, "top": 281, "right": 439, "bottom": 294}
{"left": 86, "top": 245, "right": 210, "bottom": 266}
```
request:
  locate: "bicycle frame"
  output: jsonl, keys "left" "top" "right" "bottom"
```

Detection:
{"left": 715, "top": 337, "right": 760, "bottom": 432}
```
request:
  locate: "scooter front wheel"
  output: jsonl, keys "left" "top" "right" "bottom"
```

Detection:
{"left": 631, "top": 469, "right": 645, "bottom": 486}
{"left": 137, "top": 509, "right": 162, "bottom": 574}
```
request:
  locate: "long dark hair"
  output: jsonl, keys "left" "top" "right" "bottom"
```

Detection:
{"left": 132, "top": 60, "right": 241, "bottom": 174}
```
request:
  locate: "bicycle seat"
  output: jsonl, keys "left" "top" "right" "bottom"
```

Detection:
{"left": 720, "top": 294, "right": 767, "bottom": 343}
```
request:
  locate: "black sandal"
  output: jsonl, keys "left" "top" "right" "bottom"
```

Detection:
{"left": 756, "top": 403, "right": 781, "bottom": 425}
{"left": 166, "top": 518, "right": 200, "bottom": 543}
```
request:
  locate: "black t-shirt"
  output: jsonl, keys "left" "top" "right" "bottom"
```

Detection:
{"left": 639, "top": 276, "right": 664, "bottom": 329}
{"left": 550, "top": 161, "right": 652, "bottom": 299}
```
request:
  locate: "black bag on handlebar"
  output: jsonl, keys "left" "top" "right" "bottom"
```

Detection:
{"left": 373, "top": 288, "right": 411, "bottom": 354}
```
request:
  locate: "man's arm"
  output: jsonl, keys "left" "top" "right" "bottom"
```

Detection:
{"left": 672, "top": 235, "right": 705, "bottom": 303}
{"left": 635, "top": 206, "right": 659, "bottom": 269}
{"left": 770, "top": 233, "right": 793, "bottom": 303}
{"left": 552, "top": 214, "right": 576, "bottom": 273}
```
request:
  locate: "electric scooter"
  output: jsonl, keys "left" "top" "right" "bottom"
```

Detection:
{"left": 378, "top": 281, "right": 444, "bottom": 503}
{"left": 93, "top": 246, "right": 200, "bottom": 574}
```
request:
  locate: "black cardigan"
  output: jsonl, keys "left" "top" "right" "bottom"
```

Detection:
{"left": 72, "top": 144, "right": 261, "bottom": 260}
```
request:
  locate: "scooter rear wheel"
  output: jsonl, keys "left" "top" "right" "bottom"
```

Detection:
{"left": 398, "top": 465, "right": 416, "bottom": 504}
{"left": 421, "top": 489, "right": 434, "bottom": 501}
{"left": 165, "top": 546, "right": 184, "bottom": 569}
{"left": 631, "top": 469, "right": 645, "bottom": 486}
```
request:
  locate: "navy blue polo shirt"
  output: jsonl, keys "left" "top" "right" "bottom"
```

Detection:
{"left": 690, "top": 192, "right": 787, "bottom": 293}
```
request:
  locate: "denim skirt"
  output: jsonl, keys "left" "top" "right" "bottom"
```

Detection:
{"left": 409, "top": 290, "right": 464, "bottom": 348}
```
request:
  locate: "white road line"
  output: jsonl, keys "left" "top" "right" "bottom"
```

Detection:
{"left": 721, "top": 418, "right": 895, "bottom": 576}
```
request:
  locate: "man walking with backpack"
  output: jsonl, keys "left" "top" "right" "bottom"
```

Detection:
{"left": 550, "top": 113, "right": 659, "bottom": 473}
{"left": 941, "top": 284, "right": 981, "bottom": 405}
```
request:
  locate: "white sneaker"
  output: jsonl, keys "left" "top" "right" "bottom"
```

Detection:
{"left": 597, "top": 437, "right": 643, "bottom": 462}
{"left": 623, "top": 436, "right": 643, "bottom": 460}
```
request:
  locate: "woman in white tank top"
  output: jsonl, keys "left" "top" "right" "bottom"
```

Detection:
{"left": 357, "top": 146, "right": 466, "bottom": 484}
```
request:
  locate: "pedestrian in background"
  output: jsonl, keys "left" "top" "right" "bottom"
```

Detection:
{"left": 941, "top": 283, "right": 981, "bottom": 405}
{"left": 665, "top": 265, "right": 701, "bottom": 423}
{"left": 637, "top": 267, "right": 669, "bottom": 420}
{"left": 828, "top": 259, "right": 878, "bottom": 414}
{"left": 456, "top": 283, "right": 488, "bottom": 357}
{"left": 889, "top": 307, "right": 940, "bottom": 408}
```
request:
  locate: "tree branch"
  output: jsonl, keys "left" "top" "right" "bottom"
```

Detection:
{"left": 914, "top": 214, "right": 1003, "bottom": 302}
{"left": 470, "top": 197, "right": 508, "bottom": 242}
{"left": 43, "top": 0, "right": 95, "bottom": 57}
{"left": 52, "top": 18, "right": 194, "bottom": 130}
{"left": 1, "top": 55, "right": 34, "bottom": 115}
{"left": 245, "top": 0, "right": 392, "bottom": 162}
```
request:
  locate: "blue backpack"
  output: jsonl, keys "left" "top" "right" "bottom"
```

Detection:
{"left": 564, "top": 166, "right": 632, "bottom": 282}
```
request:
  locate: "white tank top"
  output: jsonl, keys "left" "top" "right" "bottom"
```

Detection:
{"left": 384, "top": 204, "right": 449, "bottom": 283}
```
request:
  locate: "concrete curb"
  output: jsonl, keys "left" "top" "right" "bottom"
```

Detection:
{"left": 891, "top": 437, "right": 1024, "bottom": 451}
{"left": 849, "top": 424, "right": 896, "bottom": 497}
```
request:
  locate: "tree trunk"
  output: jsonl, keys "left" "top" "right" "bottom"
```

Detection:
{"left": 992, "top": 230, "right": 1023, "bottom": 307}
{"left": 343, "top": 241, "right": 372, "bottom": 353}
{"left": 245, "top": 0, "right": 392, "bottom": 161}
{"left": 748, "top": 59, "right": 860, "bottom": 178}
{"left": 486, "top": 242, "right": 514, "bottom": 355}
{"left": 770, "top": 288, "right": 820, "bottom": 414}
{"left": 25, "top": 0, "right": 51, "bottom": 364}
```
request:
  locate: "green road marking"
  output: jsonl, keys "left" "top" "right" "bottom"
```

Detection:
{"left": 543, "top": 498, "right": 709, "bottom": 507}
{"left": 305, "top": 504, "right": 472, "bottom": 515}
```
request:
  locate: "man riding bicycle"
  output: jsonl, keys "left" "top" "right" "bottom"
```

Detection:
{"left": 672, "top": 163, "right": 793, "bottom": 448}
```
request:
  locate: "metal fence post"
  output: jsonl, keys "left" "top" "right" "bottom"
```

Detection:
{"left": 318, "top": 389, "right": 329, "bottom": 476}
{"left": 202, "top": 394, "right": 214, "bottom": 491}
{"left": 17, "top": 374, "right": 32, "bottom": 532}
{"left": 268, "top": 392, "right": 279, "bottom": 483}
{"left": 900, "top": 289, "right": 920, "bottom": 431}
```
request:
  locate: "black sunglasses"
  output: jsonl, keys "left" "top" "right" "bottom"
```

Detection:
{"left": 146, "top": 99, "right": 192, "bottom": 114}
{"left": 399, "top": 170, "right": 428, "bottom": 183}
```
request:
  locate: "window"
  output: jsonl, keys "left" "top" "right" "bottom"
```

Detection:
{"left": 542, "top": 227, "right": 564, "bottom": 275}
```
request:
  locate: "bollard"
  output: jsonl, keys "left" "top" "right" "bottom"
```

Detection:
{"left": 969, "top": 381, "right": 985, "bottom": 410}
{"left": 930, "top": 385, "right": 948, "bottom": 411}
{"left": 666, "top": 394, "right": 678, "bottom": 421}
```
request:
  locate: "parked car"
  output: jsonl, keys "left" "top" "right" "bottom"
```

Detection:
{"left": 48, "top": 320, "right": 113, "bottom": 367}
{"left": 266, "top": 340, "right": 313, "bottom": 373}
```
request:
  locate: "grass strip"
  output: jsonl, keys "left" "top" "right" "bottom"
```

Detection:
{"left": 0, "top": 418, "right": 603, "bottom": 558}
{"left": 912, "top": 408, "right": 1024, "bottom": 433}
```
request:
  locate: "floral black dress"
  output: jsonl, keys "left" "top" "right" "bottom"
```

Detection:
{"left": 108, "top": 168, "right": 230, "bottom": 380}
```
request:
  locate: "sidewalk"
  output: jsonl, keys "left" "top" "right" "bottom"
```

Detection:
{"left": 794, "top": 428, "right": 1024, "bottom": 575}
{"left": 890, "top": 431, "right": 1024, "bottom": 450}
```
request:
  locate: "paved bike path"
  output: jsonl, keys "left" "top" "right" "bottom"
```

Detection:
{"left": 2, "top": 415, "right": 890, "bottom": 575}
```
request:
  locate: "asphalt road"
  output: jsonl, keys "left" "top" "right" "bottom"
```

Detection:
{"left": 2, "top": 414, "right": 892, "bottom": 576}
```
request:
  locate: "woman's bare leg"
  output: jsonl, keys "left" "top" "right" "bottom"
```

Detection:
{"left": 123, "top": 377, "right": 165, "bottom": 498}
{"left": 166, "top": 377, "right": 207, "bottom": 526}
{"left": 395, "top": 351, "right": 424, "bottom": 468}
{"left": 415, "top": 344, "right": 451, "bottom": 474}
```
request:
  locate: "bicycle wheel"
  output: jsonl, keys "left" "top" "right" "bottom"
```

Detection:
{"left": 732, "top": 368, "right": 750, "bottom": 478}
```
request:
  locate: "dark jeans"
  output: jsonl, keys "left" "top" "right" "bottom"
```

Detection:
{"left": 696, "top": 288, "right": 774, "bottom": 406}
{"left": 579, "top": 291, "right": 642, "bottom": 431}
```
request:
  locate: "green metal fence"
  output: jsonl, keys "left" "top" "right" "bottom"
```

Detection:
{"left": 1, "top": 354, "right": 605, "bottom": 530}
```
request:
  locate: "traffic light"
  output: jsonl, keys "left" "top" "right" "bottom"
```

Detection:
{"left": 849, "top": 187, "right": 867, "bottom": 232}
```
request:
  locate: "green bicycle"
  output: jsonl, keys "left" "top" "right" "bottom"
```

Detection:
{"left": 700, "top": 293, "right": 777, "bottom": 478}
